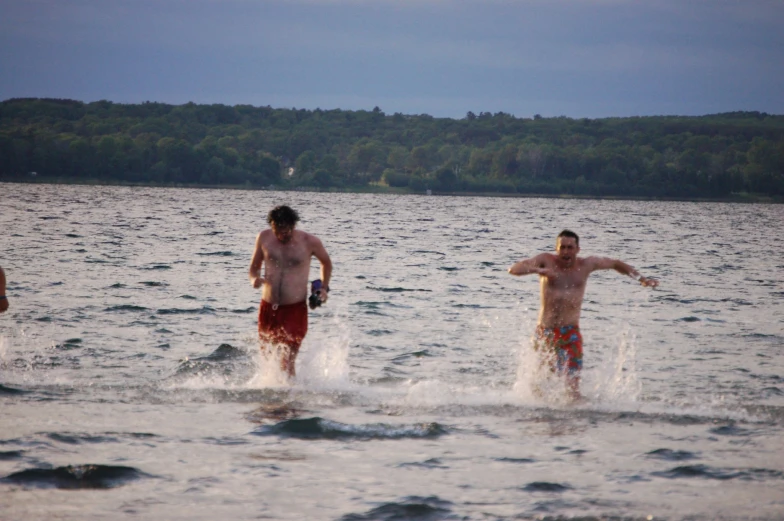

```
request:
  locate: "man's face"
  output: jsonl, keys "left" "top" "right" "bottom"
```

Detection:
{"left": 556, "top": 236, "right": 579, "bottom": 266}
{"left": 272, "top": 223, "right": 294, "bottom": 244}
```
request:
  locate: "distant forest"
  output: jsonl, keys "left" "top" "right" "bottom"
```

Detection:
{"left": 1, "top": 98, "right": 783, "bottom": 199}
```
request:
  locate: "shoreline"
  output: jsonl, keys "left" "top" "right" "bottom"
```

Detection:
{"left": 2, "top": 178, "right": 781, "bottom": 204}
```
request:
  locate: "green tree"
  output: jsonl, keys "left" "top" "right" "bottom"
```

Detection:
{"left": 317, "top": 154, "right": 340, "bottom": 175}
{"left": 295, "top": 150, "right": 316, "bottom": 175}
{"left": 313, "top": 169, "right": 333, "bottom": 188}
{"left": 435, "top": 167, "right": 457, "bottom": 191}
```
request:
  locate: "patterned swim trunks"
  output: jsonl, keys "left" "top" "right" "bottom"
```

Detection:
{"left": 534, "top": 324, "right": 583, "bottom": 376}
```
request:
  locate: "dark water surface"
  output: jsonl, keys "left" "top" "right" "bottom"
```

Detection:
{"left": 1, "top": 183, "right": 783, "bottom": 520}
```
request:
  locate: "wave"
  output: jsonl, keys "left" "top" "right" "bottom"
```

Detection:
{"left": 253, "top": 417, "right": 448, "bottom": 440}
{"left": 495, "top": 457, "right": 535, "bottom": 464}
{"left": 105, "top": 305, "right": 149, "bottom": 312}
{"left": 173, "top": 344, "right": 250, "bottom": 381}
{"left": 397, "top": 458, "right": 448, "bottom": 469}
{"left": 157, "top": 306, "right": 215, "bottom": 315}
{"left": 3, "top": 464, "right": 148, "bottom": 489}
{"left": 45, "top": 432, "right": 121, "bottom": 444}
{"left": 651, "top": 464, "right": 784, "bottom": 481}
{"left": 340, "top": 496, "right": 453, "bottom": 521}
{"left": 644, "top": 448, "right": 699, "bottom": 461}
{"left": 168, "top": 343, "right": 259, "bottom": 387}
{"left": 189, "top": 343, "right": 246, "bottom": 363}
{"left": 0, "top": 384, "right": 27, "bottom": 395}
{"left": 521, "top": 481, "right": 572, "bottom": 492}
{"left": 196, "top": 251, "right": 234, "bottom": 256}
{"left": 0, "top": 450, "right": 25, "bottom": 460}
{"left": 708, "top": 424, "right": 753, "bottom": 436}
{"left": 391, "top": 350, "right": 433, "bottom": 362}
{"left": 365, "top": 286, "right": 432, "bottom": 293}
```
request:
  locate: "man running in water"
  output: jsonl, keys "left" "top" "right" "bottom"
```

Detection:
{"left": 508, "top": 230, "right": 658, "bottom": 399}
{"left": 248, "top": 205, "right": 332, "bottom": 377}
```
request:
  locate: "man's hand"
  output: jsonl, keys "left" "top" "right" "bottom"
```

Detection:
{"left": 640, "top": 276, "right": 658, "bottom": 288}
{"left": 535, "top": 267, "right": 556, "bottom": 278}
{"left": 251, "top": 276, "right": 265, "bottom": 289}
{"left": 317, "top": 288, "right": 329, "bottom": 304}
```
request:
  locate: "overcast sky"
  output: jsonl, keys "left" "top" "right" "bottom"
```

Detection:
{"left": 1, "top": 0, "right": 782, "bottom": 119}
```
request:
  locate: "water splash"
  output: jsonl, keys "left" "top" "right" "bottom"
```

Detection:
{"left": 168, "top": 342, "right": 258, "bottom": 389}
{"left": 0, "top": 335, "right": 9, "bottom": 366}
{"left": 295, "top": 307, "right": 353, "bottom": 389}
{"left": 511, "top": 323, "right": 573, "bottom": 406}
{"left": 586, "top": 325, "right": 642, "bottom": 402}
{"left": 162, "top": 310, "right": 354, "bottom": 393}
{"left": 246, "top": 342, "right": 295, "bottom": 389}
{"left": 511, "top": 323, "right": 642, "bottom": 407}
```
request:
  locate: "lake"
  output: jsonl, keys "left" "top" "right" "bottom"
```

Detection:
{"left": 1, "top": 183, "right": 783, "bottom": 520}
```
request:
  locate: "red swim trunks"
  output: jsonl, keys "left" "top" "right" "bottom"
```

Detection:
{"left": 534, "top": 325, "right": 583, "bottom": 376}
{"left": 258, "top": 300, "right": 308, "bottom": 352}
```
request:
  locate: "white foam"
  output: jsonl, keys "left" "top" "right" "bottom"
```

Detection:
{"left": 0, "top": 335, "right": 9, "bottom": 365}
{"left": 148, "top": 312, "right": 765, "bottom": 423}
{"left": 295, "top": 309, "right": 353, "bottom": 390}
{"left": 508, "top": 321, "right": 644, "bottom": 407}
{"left": 583, "top": 325, "right": 642, "bottom": 402}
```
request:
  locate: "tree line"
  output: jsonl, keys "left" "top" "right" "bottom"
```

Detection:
{"left": 1, "top": 98, "right": 783, "bottom": 199}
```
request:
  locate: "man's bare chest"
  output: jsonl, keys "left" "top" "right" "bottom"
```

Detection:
{"left": 264, "top": 243, "right": 308, "bottom": 268}
{"left": 548, "top": 269, "right": 588, "bottom": 291}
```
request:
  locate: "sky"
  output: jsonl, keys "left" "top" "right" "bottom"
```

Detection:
{"left": 1, "top": 0, "right": 782, "bottom": 119}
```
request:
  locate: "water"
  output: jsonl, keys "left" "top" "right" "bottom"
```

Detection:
{"left": 1, "top": 183, "right": 783, "bottom": 520}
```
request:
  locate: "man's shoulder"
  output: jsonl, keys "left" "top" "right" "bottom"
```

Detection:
{"left": 257, "top": 228, "right": 277, "bottom": 246}
{"left": 296, "top": 230, "right": 322, "bottom": 243}
{"left": 578, "top": 256, "right": 612, "bottom": 271}
{"left": 575, "top": 256, "right": 594, "bottom": 267}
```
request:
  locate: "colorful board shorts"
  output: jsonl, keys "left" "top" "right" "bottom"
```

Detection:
{"left": 258, "top": 300, "right": 308, "bottom": 352}
{"left": 534, "top": 325, "right": 583, "bottom": 376}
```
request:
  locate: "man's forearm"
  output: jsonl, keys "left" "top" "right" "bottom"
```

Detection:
{"left": 248, "top": 264, "right": 264, "bottom": 285}
{"left": 508, "top": 261, "right": 538, "bottom": 276}
{"left": 320, "top": 261, "right": 332, "bottom": 289}
{"left": 613, "top": 260, "right": 638, "bottom": 278}
{"left": 613, "top": 260, "right": 657, "bottom": 286}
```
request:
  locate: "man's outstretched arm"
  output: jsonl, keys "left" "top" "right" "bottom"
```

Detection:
{"left": 587, "top": 257, "right": 658, "bottom": 287}
{"left": 508, "top": 253, "right": 551, "bottom": 277}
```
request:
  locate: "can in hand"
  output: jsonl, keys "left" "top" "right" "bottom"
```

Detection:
{"left": 309, "top": 279, "right": 323, "bottom": 309}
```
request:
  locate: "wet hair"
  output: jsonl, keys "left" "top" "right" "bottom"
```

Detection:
{"left": 557, "top": 229, "right": 579, "bottom": 246}
{"left": 267, "top": 205, "right": 300, "bottom": 228}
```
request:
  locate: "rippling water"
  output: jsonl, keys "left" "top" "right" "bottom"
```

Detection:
{"left": 1, "top": 183, "right": 783, "bottom": 520}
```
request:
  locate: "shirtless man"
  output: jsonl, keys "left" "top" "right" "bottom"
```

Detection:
{"left": 508, "top": 230, "right": 658, "bottom": 398}
{"left": 0, "top": 266, "right": 9, "bottom": 313}
{"left": 248, "top": 205, "right": 332, "bottom": 377}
